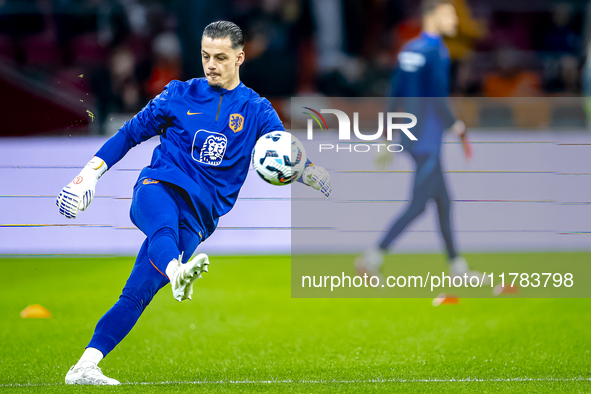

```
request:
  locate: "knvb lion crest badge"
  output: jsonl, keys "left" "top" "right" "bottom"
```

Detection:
{"left": 192, "top": 130, "right": 227, "bottom": 166}
{"left": 229, "top": 113, "right": 244, "bottom": 133}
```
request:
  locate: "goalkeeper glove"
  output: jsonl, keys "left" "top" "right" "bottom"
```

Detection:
{"left": 302, "top": 165, "right": 332, "bottom": 199}
{"left": 56, "top": 156, "right": 108, "bottom": 219}
{"left": 375, "top": 146, "right": 393, "bottom": 170}
{"left": 450, "top": 119, "right": 472, "bottom": 160}
{"left": 450, "top": 119, "right": 466, "bottom": 137}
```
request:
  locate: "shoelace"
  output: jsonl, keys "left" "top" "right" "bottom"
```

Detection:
{"left": 79, "top": 364, "right": 102, "bottom": 374}
{"left": 171, "top": 253, "right": 195, "bottom": 289}
{"left": 81, "top": 364, "right": 112, "bottom": 383}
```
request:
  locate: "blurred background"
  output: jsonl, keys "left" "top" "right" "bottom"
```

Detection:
{"left": 1, "top": 0, "right": 589, "bottom": 256}
{"left": 1, "top": 3, "right": 589, "bottom": 385}
{"left": 0, "top": 0, "right": 590, "bottom": 135}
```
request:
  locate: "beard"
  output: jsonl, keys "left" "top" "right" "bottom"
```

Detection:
{"left": 207, "top": 75, "right": 223, "bottom": 88}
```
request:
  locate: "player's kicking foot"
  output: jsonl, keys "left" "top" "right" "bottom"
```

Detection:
{"left": 166, "top": 253, "right": 209, "bottom": 302}
{"left": 449, "top": 256, "right": 490, "bottom": 285}
{"left": 355, "top": 246, "right": 385, "bottom": 281}
{"left": 65, "top": 361, "right": 120, "bottom": 385}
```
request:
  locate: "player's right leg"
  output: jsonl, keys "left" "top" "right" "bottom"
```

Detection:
{"left": 356, "top": 154, "right": 435, "bottom": 277}
{"left": 433, "top": 162, "right": 489, "bottom": 284}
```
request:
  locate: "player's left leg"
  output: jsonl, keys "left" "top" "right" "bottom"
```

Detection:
{"left": 66, "top": 236, "right": 205, "bottom": 385}
{"left": 165, "top": 188, "right": 210, "bottom": 303}
{"left": 65, "top": 239, "right": 164, "bottom": 385}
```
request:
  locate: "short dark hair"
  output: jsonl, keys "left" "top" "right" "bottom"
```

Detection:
{"left": 202, "top": 21, "right": 244, "bottom": 49}
{"left": 421, "top": 0, "right": 453, "bottom": 16}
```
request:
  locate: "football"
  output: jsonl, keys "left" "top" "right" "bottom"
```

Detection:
{"left": 252, "top": 131, "right": 307, "bottom": 185}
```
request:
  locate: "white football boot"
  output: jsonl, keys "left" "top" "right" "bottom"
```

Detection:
{"left": 166, "top": 253, "right": 209, "bottom": 302}
{"left": 355, "top": 246, "right": 385, "bottom": 281}
{"left": 449, "top": 256, "right": 490, "bottom": 285}
{"left": 65, "top": 361, "right": 120, "bottom": 385}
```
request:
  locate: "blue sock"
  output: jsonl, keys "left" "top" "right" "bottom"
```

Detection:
{"left": 87, "top": 241, "right": 168, "bottom": 356}
{"left": 148, "top": 227, "right": 181, "bottom": 275}
{"left": 88, "top": 181, "right": 203, "bottom": 357}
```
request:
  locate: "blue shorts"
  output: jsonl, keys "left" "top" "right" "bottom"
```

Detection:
{"left": 130, "top": 178, "right": 211, "bottom": 263}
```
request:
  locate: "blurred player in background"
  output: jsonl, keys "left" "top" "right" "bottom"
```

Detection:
{"left": 57, "top": 21, "right": 332, "bottom": 385}
{"left": 356, "top": 0, "right": 484, "bottom": 281}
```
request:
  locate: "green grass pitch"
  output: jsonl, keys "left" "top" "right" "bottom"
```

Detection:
{"left": 1, "top": 253, "right": 590, "bottom": 393}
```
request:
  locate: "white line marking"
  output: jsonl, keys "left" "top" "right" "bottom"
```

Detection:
{"left": 2, "top": 377, "right": 590, "bottom": 387}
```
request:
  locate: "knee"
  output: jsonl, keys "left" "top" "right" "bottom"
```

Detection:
{"left": 121, "top": 274, "right": 168, "bottom": 313}
{"left": 408, "top": 199, "right": 428, "bottom": 216}
{"left": 151, "top": 226, "right": 178, "bottom": 245}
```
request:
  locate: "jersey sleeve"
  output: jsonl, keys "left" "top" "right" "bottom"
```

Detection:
{"left": 388, "top": 49, "right": 426, "bottom": 122}
{"left": 389, "top": 50, "right": 426, "bottom": 100}
{"left": 388, "top": 49, "right": 427, "bottom": 143}
{"left": 96, "top": 80, "right": 178, "bottom": 168}
{"left": 255, "top": 98, "right": 285, "bottom": 140}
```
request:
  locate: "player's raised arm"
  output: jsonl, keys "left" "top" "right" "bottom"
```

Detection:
{"left": 56, "top": 156, "right": 108, "bottom": 219}
{"left": 56, "top": 81, "right": 177, "bottom": 219}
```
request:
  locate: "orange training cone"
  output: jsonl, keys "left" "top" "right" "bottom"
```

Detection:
{"left": 432, "top": 294, "right": 459, "bottom": 307}
{"left": 20, "top": 304, "right": 51, "bottom": 318}
{"left": 493, "top": 284, "right": 519, "bottom": 296}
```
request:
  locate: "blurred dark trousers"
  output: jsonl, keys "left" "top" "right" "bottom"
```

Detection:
{"left": 379, "top": 153, "right": 457, "bottom": 260}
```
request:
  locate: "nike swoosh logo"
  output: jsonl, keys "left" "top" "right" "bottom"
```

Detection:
{"left": 187, "top": 111, "right": 202, "bottom": 115}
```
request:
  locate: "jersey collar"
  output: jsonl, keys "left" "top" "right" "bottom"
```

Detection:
{"left": 206, "top": 81, "right": 245, "bottom": 97}
{"left": 422, "top": 31, "right": 443, "bottom": 42}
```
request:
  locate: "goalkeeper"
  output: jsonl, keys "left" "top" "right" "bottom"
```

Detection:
{"left": 57, "top": 21, "right": 332, "bottom": 386}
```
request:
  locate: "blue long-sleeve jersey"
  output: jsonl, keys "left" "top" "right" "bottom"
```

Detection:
{"left": 96, "top": 78, "right": 284, "bottom": 233}
{"left": 390, "top": 32, "right": 455, "bottom": 156}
